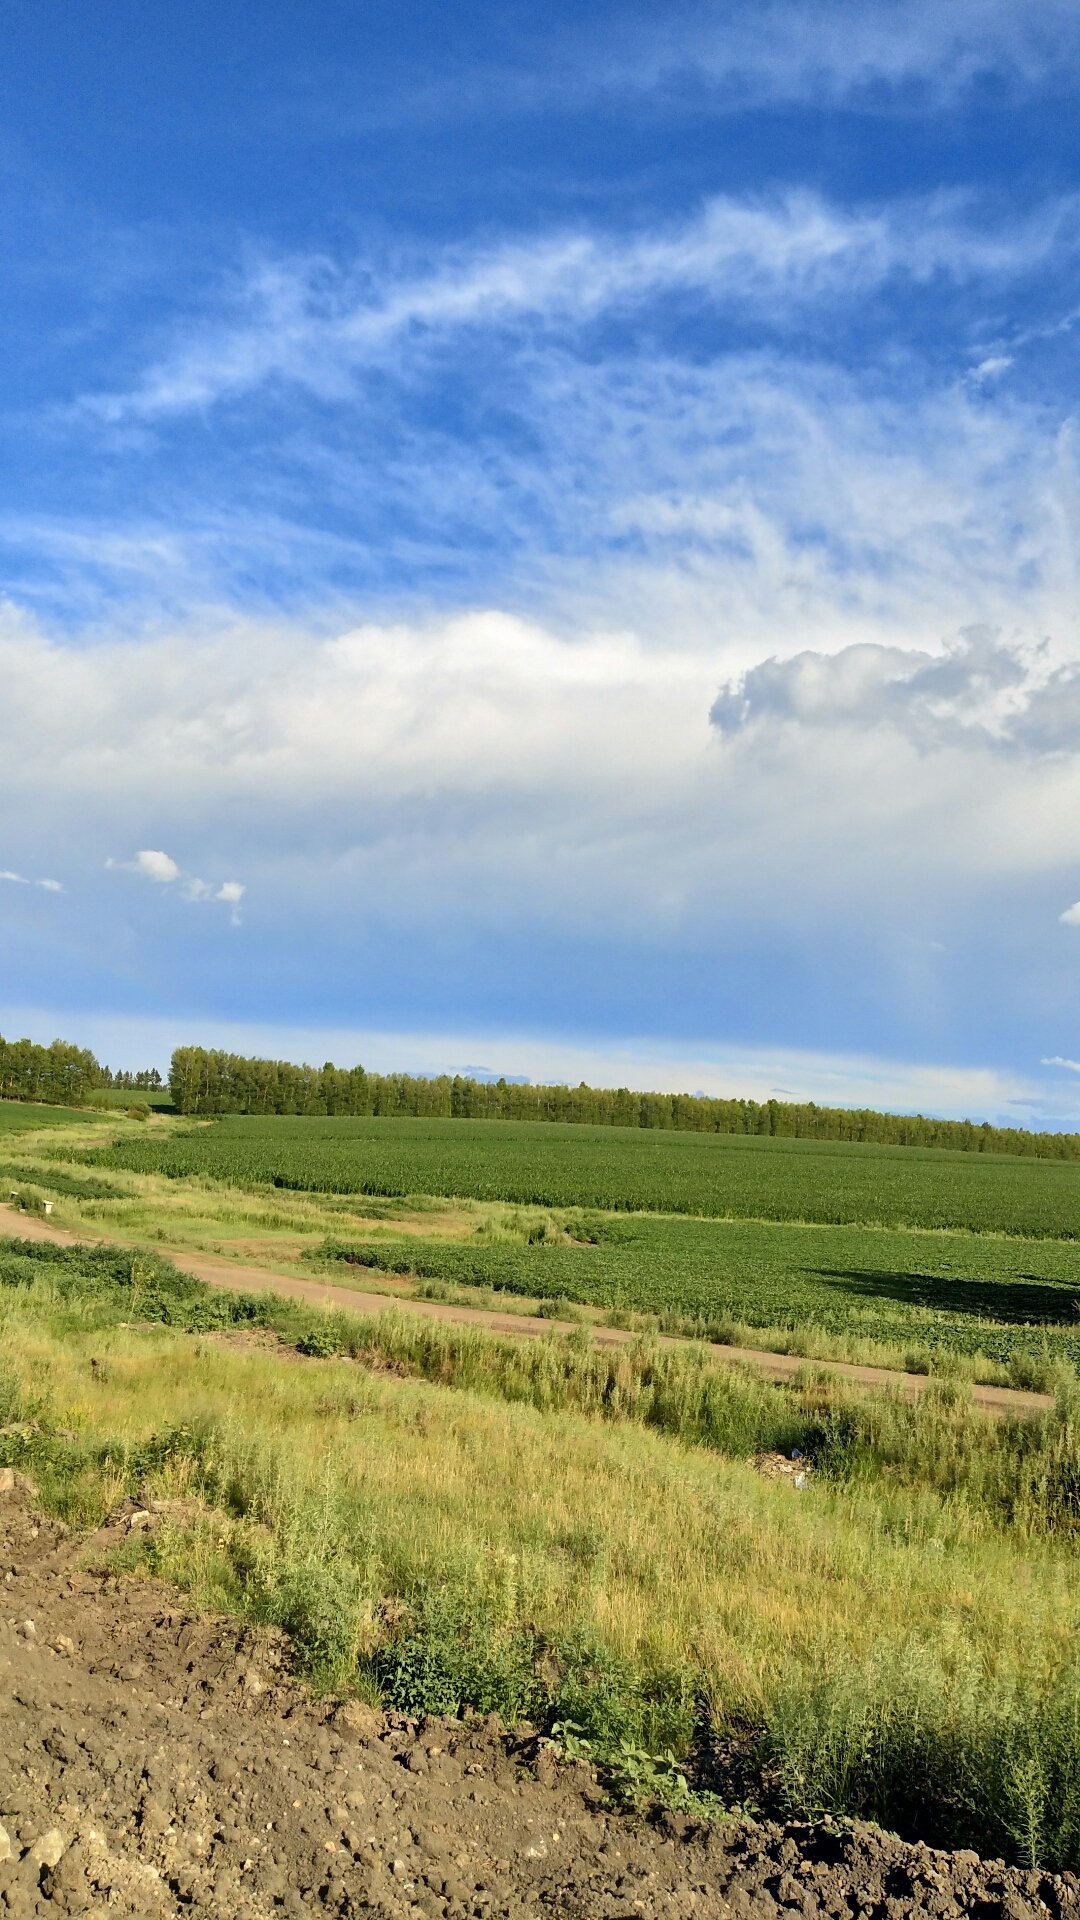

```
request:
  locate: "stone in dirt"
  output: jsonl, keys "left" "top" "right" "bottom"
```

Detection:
{"left": 332, "top": 1697, "right": 386, "bottom": 1740}
{"left": 27, "top": 1826, "right": 66, "bottom": 1868}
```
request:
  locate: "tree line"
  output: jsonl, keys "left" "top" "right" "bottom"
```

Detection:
{"left": 167, "top": 1044, "right": 1080, "bottom": 1160}
{"left": 0, "top": 1033, "right": 164, "bottom": 1107}
{"left": 4, "top": 1028, "right": 1078, "bottom": 1161}
{"left": 0, "top": 1033, "right": 101, "bottom": 1106}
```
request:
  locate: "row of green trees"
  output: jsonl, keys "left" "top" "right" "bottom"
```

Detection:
{"left": 0, "top": 1033, "right": 101, "bottom": 1106}
{"left": 4, "top": 1026, "right": 1077, "bottom": 1162}
{"left": 167, "top": 1044, "right": 1080, "bottom": 1158}
{"left": 96, "top": 1066, "right": 164, "bottom": 1090}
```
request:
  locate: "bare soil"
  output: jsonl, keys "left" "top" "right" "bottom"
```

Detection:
{"left": 0, "top": 1205, "right": 1053, "bottom": 1418}
{"left": 2, "top": 1484, "right": 1077, "bottom": 1919}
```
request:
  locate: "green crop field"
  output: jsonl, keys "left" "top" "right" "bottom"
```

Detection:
{"left": 40, "top": 1109, "right": 1080, "bottom": 1383}
{"left": 0, "top": 1099, "right": 104, "bottom": 1133}
{"left": 0, "top": 1158, "right": 126, "bottom": 1201}
{"left": 316, "top": 1213, "right": 1080, "bottom": 1374}
{"left": 79, "top": 1112, "right": 1080, "bottom": 1238}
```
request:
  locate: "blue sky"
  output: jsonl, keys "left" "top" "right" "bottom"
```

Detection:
{"left": 3, "top": 0, "right": 1080, "bottom": 1121}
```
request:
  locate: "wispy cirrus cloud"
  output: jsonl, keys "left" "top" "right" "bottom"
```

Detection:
{"left": 77, "top": 188, "right": 1079, "bottom": 426}
{"left": 289, "top": 1, "right": 1080, "bottom": 136}
{"left": 1, "top": 867, "right": 63, "bottom": 892}
{"left": 589, "top": 0, "right": 1080, "bottom": 107}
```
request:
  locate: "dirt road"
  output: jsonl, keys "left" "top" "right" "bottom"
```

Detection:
{"left": 2, "top": 1485, "right": 1076, "bottom": 1918}
{"left": 0, "top": 1203, "right": 1053, "bottom": 1417}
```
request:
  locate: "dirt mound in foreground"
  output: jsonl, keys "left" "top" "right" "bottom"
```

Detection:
{"left": 1, "top": 1488, "right": 1075, "bottom": 1920}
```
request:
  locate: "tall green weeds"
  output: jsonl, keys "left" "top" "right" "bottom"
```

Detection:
{"left": 8, "top": 1236, "right": 1080, "bottom": 1865}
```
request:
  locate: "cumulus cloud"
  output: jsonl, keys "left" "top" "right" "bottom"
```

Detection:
{"left": 1042, "top": 1056, "right": 1080, "bottom": 1071}
{"left": 711, "top": 626, "right": 1080, "bottom": 751}
{"left": 0, "top": 870, "right": 28, "bottom": 885}
{"left": 183, "top": 876, "right": 245, "bottom": 922}
{"left": 1059, "top": 904, "right": 1080, "bottom": 926}
{"left": 0, "top": 597, "right": 1073, "bottom": 954}
{"left": 123, "top": 849, "right": 181, "bottom": 884}
{"left": 108, "top": 847, "right": 244, "bottom": 920}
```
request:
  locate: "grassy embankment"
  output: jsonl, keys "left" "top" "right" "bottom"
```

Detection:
{"left": 5, "top": 1235, "right": 1080, "bottom": 1871}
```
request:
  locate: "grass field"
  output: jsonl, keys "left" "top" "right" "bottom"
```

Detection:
{"left": 5, "top": 1235, "right": 1080, "bottom": 1867}
{"left": 78, "top": 1113, "right": 1080, "bottom": 1237}
{"left": 0, "top": 1100, "right": 108, "bottom": 1132}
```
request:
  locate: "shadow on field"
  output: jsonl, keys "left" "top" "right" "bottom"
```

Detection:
{"left": 813, "top": 1268, "right": 1080, "bottom": 1326}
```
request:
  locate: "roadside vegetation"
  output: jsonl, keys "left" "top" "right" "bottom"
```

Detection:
{"left": 310, "top": 1220, "right": 1080, "bottom": 1387}
{"left": 5, "top": 1236, "right": 1080, "bottom": 1868}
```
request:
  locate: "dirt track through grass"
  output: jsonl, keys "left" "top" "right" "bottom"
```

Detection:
{"left": 0, "top": 1203, "right": 1052, "bottom": 1418}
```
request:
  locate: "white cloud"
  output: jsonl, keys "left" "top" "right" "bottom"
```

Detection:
{"left": 294, "top": 0, "right": 1080, "bottom": 131}
{"left": 968, "top": 355, "right": 1014, "bottom": 385}
{"left": 115, "top": 848, "right": 181, "bottom": 884}
{"left": 0, "top": 594, "right": 1076, "bottom": 966}
{"left": 595, "top": 0, "right": 1080, "bottom": 106}
{"left": 79, "top": 188, "right": 1078, "bottom": 425}
{"left": 184, "top": 877, "right": 242, "bottom": 923}
{"left": 1, "top": 867, "right": 63, "bottom": 892}
{"left": 21, "top": 335, "right": 1074, "bottom": 651}
{"left": 711, "top": 627, "right": 1080, "bottom": 750}
{"left": 108, "top": 845, "right": 243, "bottom": 917}
{"left": 1059, "top": 903, "right": 1080, "bottom": 926}
{"left": 1042, "top": 1056, "right": 1080, "bottom": 1071}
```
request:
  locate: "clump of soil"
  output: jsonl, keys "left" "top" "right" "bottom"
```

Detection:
{"left": 1, "top": 1486, "right": 1075, "bottom": 1919}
